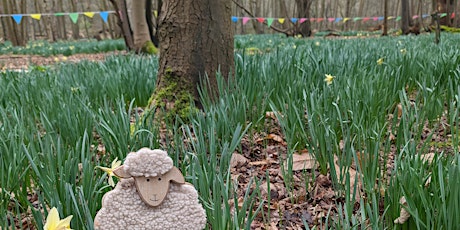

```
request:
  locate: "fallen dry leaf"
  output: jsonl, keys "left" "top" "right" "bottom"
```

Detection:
{"left": 394, "top": 196, "right": 411, "bottom": 224}
{"left": 286, "top": 150, "right": 316, "bottom": 171}
{"left": 266, "top": 134, "right": 286, "bottom": 145}
{"left": 230, "top": 152, "right": 249, "bottom": 168}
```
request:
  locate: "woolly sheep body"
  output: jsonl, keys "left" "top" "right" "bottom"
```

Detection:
{"left": 94, "top": 178, "right": 207, "bottom": 230}
{"left": 94, "top": 148, "right": 207, "bottom": 230}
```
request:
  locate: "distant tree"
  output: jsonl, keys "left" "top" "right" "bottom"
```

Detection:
{"left": 109, "top": 0, "right": 158, "bottom": 53}
{"left": 401, "top": 0, "right": 411, "bottom": 34}
{"left": 382, "top": 0, "right": 388, "bottom": 36}
{"left": 295, "top": 0, "right": 313, "bottom": 37}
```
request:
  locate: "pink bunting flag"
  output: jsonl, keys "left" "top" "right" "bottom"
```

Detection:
{"left": 299, "top": 18, "right": 307, "bottom": 23}
{"left": 328, "top": 18, "right": 335, "bottom": 22}
{"left": 242, "top": 17, "right": 250, "bottom": 25}
{"left": 373, "top": 17, "right": 379, "bottom": 21}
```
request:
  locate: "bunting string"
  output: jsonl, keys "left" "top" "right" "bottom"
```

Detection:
{"left": 0, "top": 11, "right": 453, "bottom": 26}
{"left": 0, "top": 11, "right": 115, "bottom": 24}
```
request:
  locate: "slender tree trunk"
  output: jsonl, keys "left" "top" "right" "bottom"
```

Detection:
{"left": 401, "top": 0, "right": 411, "bottom": 34}
{"left": 71, "top": 0, "right": 80, "bottom": 39}
{"left": 383, "top": 0, "right": 388, "bottom": 35}
{"left": 153, "top": 0, "right": 234, "bottom": 117}
{"left": 131, "top": 0, "right": 151, "bottom": 52}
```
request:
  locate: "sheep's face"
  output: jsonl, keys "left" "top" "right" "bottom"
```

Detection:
{"left": 114, "top": 165, "right": 185, "bottom": 207}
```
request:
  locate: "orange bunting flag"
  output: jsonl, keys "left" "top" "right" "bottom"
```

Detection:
{"left": 84, "top": 12, "right": 95, "bottom": 18}
{"left": 30, "top": 14, "right": 41, "bottom": 20}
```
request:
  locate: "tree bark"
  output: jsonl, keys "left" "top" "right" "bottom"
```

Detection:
{"left": 153, "top": 0, "right": 234, "bottom": 118}
{"left": 383, "top": 0, "right": 388, "bottom": 35}
{"left": 401, "top": 0, "right": 411, "bottom": 34}
{"left": 295, "top": 0, "right": 313, "bottom": 37}
{"left": 131, "top": 0, "right": 152, "bottom": 52}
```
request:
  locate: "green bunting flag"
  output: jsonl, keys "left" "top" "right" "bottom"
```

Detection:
{"left": 266, "top": 18, "right": 274, "bottom": 27}
{"left": 69, "top": 13, "right": 79, "bottom": 23}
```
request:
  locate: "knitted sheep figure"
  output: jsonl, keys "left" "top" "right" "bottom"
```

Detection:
{"left": 94, "top": 148, "right": 207, "bottom": 230}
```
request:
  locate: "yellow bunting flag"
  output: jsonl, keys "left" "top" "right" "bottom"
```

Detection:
{"left": 278, "top": 18, "right": 285, "bottom": 24}
{"left": 154, "top": 10, "right": 158, "bottom": 17}
{"left": 30, "top": 14, "right": 41, "bottom": 20}
{"left": 84, "top": 12, "right": 95, "bottom": 18}
{"left": 343, "top": 18, "right": 350, "bottom": 23}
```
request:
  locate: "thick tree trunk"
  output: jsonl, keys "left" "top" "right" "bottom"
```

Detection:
{"left": 153, "top": 0, "right": 234, "bottom": 119}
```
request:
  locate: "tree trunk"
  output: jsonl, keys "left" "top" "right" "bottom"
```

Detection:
{"left": 383, "top": 0, "right": 388, "bottom": 35}
{"left": 295, "top": 0, "right": 313, "bottom": 37}
{"left": 153, "top": 0, "right": 234, "bottom": 119}
{"left": 131, "top": 0, "right": 152, "bottom": 52}
{"left": 401, "top": 0, "right": 411, "bottom": 34}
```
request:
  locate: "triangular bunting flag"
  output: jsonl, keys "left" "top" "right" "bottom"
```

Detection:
{"left": 69, "top": 13, "right": 79, "bottom": 23}
{"left": 30, "top": 14, "right": 41, "bottom": 20}
{"left": 412, "top": 15, "right": 419, "bottom": 19}
{"left": 388, "top": 16, "right": 396, "bottom": 20}
{"left": 317, "top": 18, "right": 324, "bottom": 22}
{"left": 395, "top": 16, "right": 401, "bottom": 21}
{"left": 12, "top": 15, "right": 23, "bottom": 24}
{"left": 451, "top": 13, "right": 455, "bottom": 19}
{"left": 291, "top": 18, "right": 298, "bottom": 23}
{"left": 343, "top": 18, "right": 350, "bottom": 22}
{"left": 278, "top": 18, "right": 285, "bottom": 24}
{"left": 154, "top": 10, "right": 158, "bottom": 17}
{"left": 363, "top": 17, "right": 370, "bottom": 21}
{"left": 84, "top": 12, "right": 95, "bottom": 18}
{"left": 257, "top": 18, "right": 265, "bottom": 23}
{"left": 422, "top": 14, "right": 429, "bottom": 18}
{"left": 353, "top": 17, "right": 362, "bottom": 21}
{"left": 328, "top": 18, "right": 335, "bottom": 22}
{"left": 299, "top": 18, "right": 307, "bottom": 23}
{"left": 373, "top": 17, "right": 379, "bottom": 21}
{"left": 440, "top": 13, "right": 447, "bottom": 18}
{"left": 242, "top": 17, "right": 250, "bottom": 25}
{"left": 377, "top": 17, "right": 384, "bottom": 21}
{"left": 310, "top": 18, "right": 316, "bottom": 22}
{"left": 100, "top": 11, "right": 109, "bottom": 23}
{"left": 335, "top": 18, "right": 342, "bottom": 23}
{"left": 231, "top": 16, "right": 238, "bottom": 22}
{"left": 266, "top": 18, "right": 274, "bottom": 27}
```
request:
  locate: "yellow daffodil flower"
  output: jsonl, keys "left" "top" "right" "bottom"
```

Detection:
{"left": 377, "top": 58, "right": 384, "bottom": 65}
{"left": 324, "top": 74, "right": 335, "bottom": 85}
{"left": 43, "top": 207, "right": 73, "bottom": 230}
{"left": 97, "top": 158, "right": 122, "bottom": 187}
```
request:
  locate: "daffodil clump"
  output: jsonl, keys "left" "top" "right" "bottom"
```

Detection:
{"left": 43, "top": 207, "right": 73, "bottom": 230}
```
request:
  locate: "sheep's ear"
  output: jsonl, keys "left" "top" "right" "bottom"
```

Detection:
{"left": 166, "top": 167, "right": 185, "bottom": 184}
{"left": 113, "top": 165, "right": 131, "bottom": 178}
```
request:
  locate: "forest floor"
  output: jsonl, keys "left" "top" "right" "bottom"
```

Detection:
{"left": 2, "top": 52, "right": 454, "bottom": 229}
{"left": 0, "top": 52, "right": 124, "bottom": 72}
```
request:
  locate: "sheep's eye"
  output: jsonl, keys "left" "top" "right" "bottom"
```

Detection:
{"left": 146, "top": 178, "right": 150, "bottom": 182}
{"left": 158, "top": 178, "right": 162, "bottom": 181}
